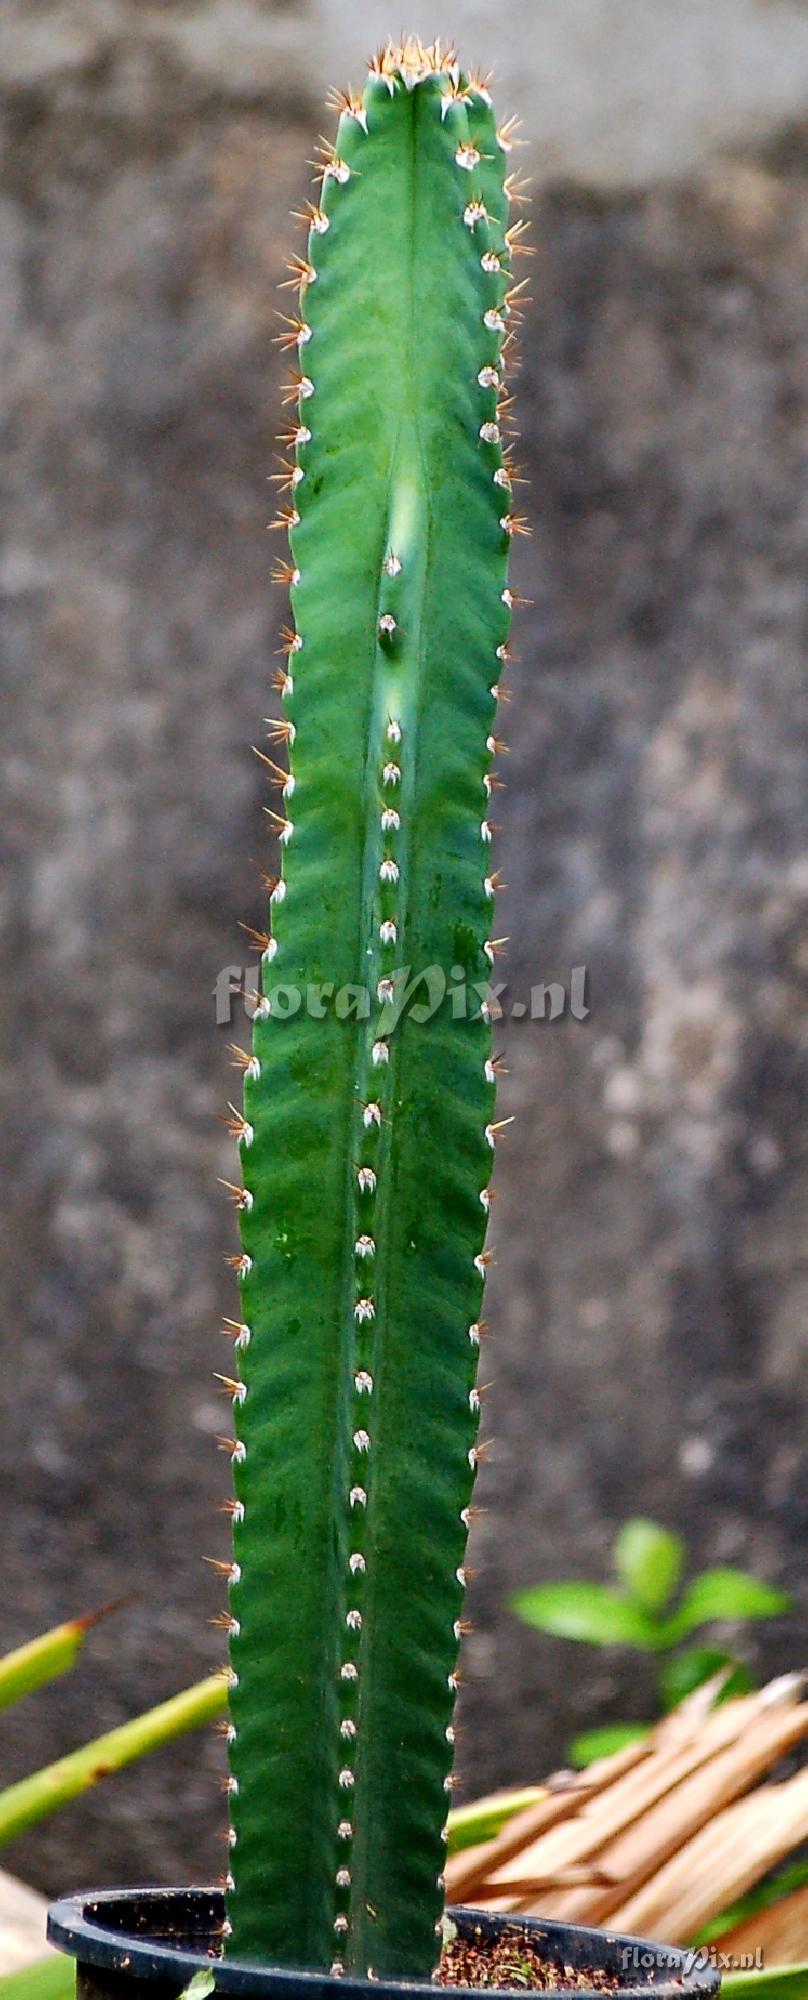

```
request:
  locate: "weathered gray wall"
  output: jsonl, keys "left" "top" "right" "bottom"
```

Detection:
{"left": 1, "top": 0, "right": 806, "bottom": 1898}
{"left": 9, "top": 0, "right": 808, "bottom": 188}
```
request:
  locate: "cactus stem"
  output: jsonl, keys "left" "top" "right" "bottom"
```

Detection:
{"left": 224, "top": 49, "right": 522, "bottom": 1977}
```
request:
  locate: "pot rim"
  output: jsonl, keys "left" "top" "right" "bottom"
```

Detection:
{"left": 48, "top": 1887, "right": 720, "bottom": 2000}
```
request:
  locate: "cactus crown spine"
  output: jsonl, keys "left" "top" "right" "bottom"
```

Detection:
{"left": 221, "top": 37, "right": 523, "bottom": 1982}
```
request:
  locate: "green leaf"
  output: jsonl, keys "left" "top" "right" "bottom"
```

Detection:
{"left": 662, "top": 1570, "right": 790, "bottom": 1645}
{"left": 179, "top": 1974, "right": 216, "bottom": 2000}
{"left": 0, "top": 1608, "right": 118, "bottom": 1714}
{"left": 0, "top": 1673, "right": 226, "bottom": 1845}
{"left": 659, "top": 1646, "right": 754, "bottom": 1711}
{"left": 511, "top": 1582, "right": 658, "bottom": 1650}
{"left": 613, "top": 1520, "right": 684, "bottom": 1615}
{"left": 569, "top": 1722, "right": 650, "bottom": 1767}
{"left": 0, "top": 1959, "right": 74, "bottom": 2000}
{"left": 721, "top": 1965, "right": 808, "bottom": 2000}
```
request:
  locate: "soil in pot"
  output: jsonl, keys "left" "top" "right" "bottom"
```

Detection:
{"left": 437, "top": 1926, "right": 620, "bottom": 1991}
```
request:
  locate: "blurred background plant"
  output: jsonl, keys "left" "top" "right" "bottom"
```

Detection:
{"left": 513, "top": 1520, "right": 790, "bottom": 1766}
{"left": 444, "top": 1675, "right": 808, "bottom": 2000}
{"left": 0, "top": 1612, "right": 224, "bottom": 1995}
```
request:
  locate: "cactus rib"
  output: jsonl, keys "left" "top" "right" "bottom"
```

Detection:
{"left": 224, "top": 42, "right": 516, "bottom": 1980}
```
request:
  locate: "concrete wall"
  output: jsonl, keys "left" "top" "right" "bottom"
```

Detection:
{"left": 7, "top": 0, "right": 808, "bottom": 186}
{"left": 1, "top": 0, "right": 806, "bottom": 1897}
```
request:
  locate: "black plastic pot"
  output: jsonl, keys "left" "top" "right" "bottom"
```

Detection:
{"left": 48, "top": 1889, "right": 719, "bottom": 2000}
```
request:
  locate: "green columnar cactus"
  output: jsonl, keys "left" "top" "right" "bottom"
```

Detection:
{"left": 223, "top": 38, "right": 525, "bottom": 1983}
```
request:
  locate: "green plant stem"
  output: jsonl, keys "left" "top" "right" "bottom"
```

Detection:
{"left": 0, "top": 1674, "right": 226, "bottom": 1846}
